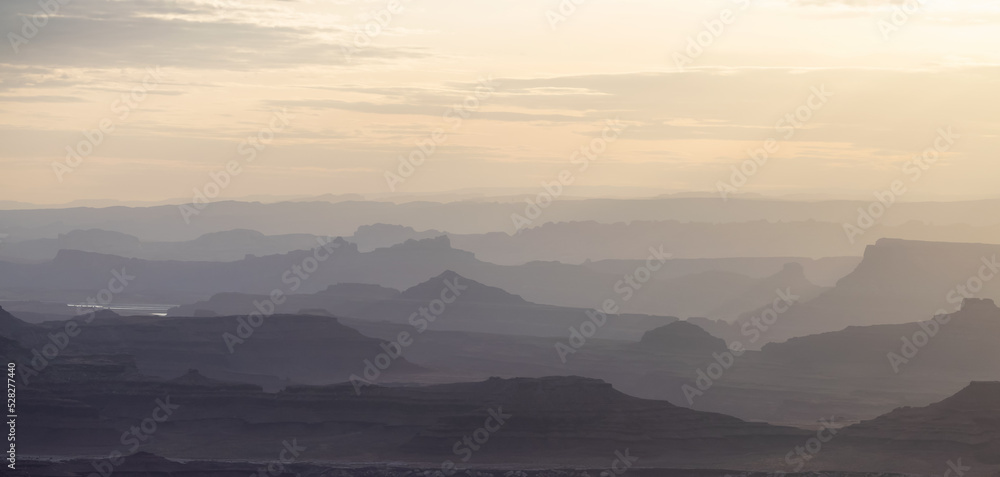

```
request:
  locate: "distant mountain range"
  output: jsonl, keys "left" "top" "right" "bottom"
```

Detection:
{"left": 7, "top": 217, "right": 1000, "bottom": 269}
{"left": 0, "top": 236, "right": 825, "bottom": 321}
{"left": 365, "top": 221, "right": 1000, "bottom": 263}
{"left": 7, "top": 237, "right": 1000, "bottom": 344}
{"left": 15, "top": 291, "right": 994, "bottom": 430}
{"left": 0, "top": 228, "right": 322, "bottom": 263}
{"left": 3, "top": 197, "right": 1000, "bottom": 241}
{"left": 168, "top": 270, "right": 677, "bottom": 339}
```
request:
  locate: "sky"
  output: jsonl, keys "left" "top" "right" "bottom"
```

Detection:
{"left": 1, "top": 0, "right": 1000, "bottom": 204}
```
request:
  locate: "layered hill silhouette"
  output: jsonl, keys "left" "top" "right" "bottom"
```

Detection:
{"left": 845, "top": 380, "right": 1000, "bottom": 444}
{"left": 630, "top": 298, "right": 1000, "bottom": 424}
{"left": 444, "top": 220, "right": 1000, "bottom": 263}
{"left": 5, "top": 196, "right": 1000, "bottom": 476}
{"left": 12, "top": 345, "right": 1000, "bottom": 475}
{"left": 5, "top": 307, "right": 425, "bottom": 389}
{"left": 797, "top": 381, "right": 1000, "bottom": 473}
{"left": 14, "top": 217, "right": 1000, "bottom": 274}
{"left": 170, "top": 271, "right": 676, "bottom": 339}
{"left": 3, "top": 197, "right": 1000, "bottom": 241}
{"left": 169, "top": 238, "right": 1000, "bottom": 342}
{"left": 739, "top": 238, "right": 1000, "bottom": 344}
{"left": 11, "top": 359, "right": 811, "bottom": 467}
{"left": 0, "top": 236, "right": 824, "bottom": 321}
{"left": 9, "top": 258, "right": 997, "bottom": 426}
{"left": 5, "top": 292, "right": 1000, "bottom": 473}
{"left": 335, "top": 298, "right": 1000, "bottom": 427}
{"left": 0, "top": 228, "right": 324, "bottom": 262}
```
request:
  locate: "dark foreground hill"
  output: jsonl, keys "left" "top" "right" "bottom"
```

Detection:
{"left": 17, "top": 362, "right": 808, "bottom": 468}
{"left": 4, "top": 306, "right": 425, "bottom": 389}
{"left": 8, "top": 456, "right": 926, "bottom": 477}
{"left": 12, "top": 352, "right": 1000, "bottom": 475}
{"left": 6, "top": 297, "right": 1000, "bottom": 474}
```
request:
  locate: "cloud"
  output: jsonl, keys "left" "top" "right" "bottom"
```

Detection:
{"left": 0, "top": 0, "right": 426, "bottom": 70}
{"left": 0, "top": 95, "right": 86, "bottom": 103}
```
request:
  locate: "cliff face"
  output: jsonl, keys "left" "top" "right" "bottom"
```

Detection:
{"left": 750, "top": 239, "right": 1000, "bottom": 343}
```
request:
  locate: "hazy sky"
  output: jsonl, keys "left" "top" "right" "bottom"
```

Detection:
{"left": 1, "top": 0, "right": 999, "bottom": 203}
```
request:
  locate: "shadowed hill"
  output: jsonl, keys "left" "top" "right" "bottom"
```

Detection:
{"left": 638, "top": 321, "right": 728, "bottom": 353}
{"left": 7, "top": 308, "right": 426, "bottom": 390}
{"left": 170, "top": 270, "right": 677, "bottom": 339}
{"left": 400, "top": 270, "right": 529, "bottom": 305}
